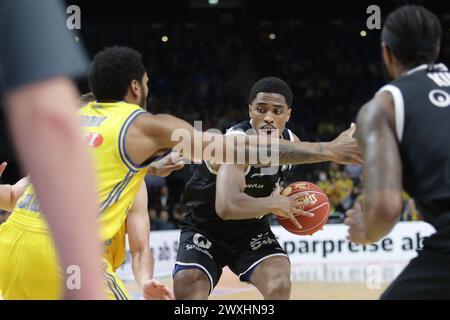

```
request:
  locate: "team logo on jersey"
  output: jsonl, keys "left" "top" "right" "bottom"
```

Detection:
{"left": 429, "top": 89, "right": 450, "bottom": 108}
{"left": 251, "top": 172, "right": 265, "bottom": 178}
{"left": 250, "top": 232, "right": 278, "bottom": 251}
{"left": 84, "top": 132, "right": 104, "bottom": 148}
{"left": 246, "top": 183, "right": 264, "bottom": 189}
{"left": 193, "top": 233, "right": 212, "bottom": 250}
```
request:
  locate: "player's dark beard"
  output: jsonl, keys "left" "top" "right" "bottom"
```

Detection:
{"left": 140, "top": 94, "right": 147, "bottom": 110}
{"left": 138, "top": 83, "right": 148, "bottom": 110}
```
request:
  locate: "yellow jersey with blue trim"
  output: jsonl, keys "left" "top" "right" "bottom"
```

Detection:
{"left": 104, "top": 222, "right": 127, "bottom": 271}
{"left": 9, "top": 101, "right": 149, "bottom": 241}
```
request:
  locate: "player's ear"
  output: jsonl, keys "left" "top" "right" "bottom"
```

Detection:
{"left": 248, "top": 104, "right": 253, "bottom": 118}
{"left": 130, "top": 79, "right": 140, "bottom": 97}
{"left": 286, "top": 107, "right": 292, "bottom": 122}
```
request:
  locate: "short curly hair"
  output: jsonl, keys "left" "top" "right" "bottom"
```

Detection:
{"left": 384, "top": 5, "right": 441, "bottom": 67}
{"left": 248, "top": 77, "right": 293, "bottom": 107}
{"left": 88, "top": 46, "right": 146, "bottom": 101}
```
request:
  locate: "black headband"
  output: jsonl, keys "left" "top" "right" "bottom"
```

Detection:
{"left": 381, "top": 27, "right": 439, "bottom": 53}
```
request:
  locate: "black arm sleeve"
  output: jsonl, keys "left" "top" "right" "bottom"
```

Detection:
{"left": 0, "top": 0, "right": 88, "bottom": 92}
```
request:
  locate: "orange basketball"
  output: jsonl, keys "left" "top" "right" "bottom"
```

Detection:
{"left": 277, "top": 181, "right": 330, "bottom": 236}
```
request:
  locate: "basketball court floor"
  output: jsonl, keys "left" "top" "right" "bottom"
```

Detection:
{"left": 124, "top": 260, "right": 405, "bottom": 300}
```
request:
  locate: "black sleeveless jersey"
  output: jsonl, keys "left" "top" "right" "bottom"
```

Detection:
{"left": 179, "top": 120, "right": 296, "bottom": 241}
{"left": 379, "top": 63, "right": 450, "bottom": 230}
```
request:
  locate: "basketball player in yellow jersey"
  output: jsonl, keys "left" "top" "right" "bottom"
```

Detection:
{"left": 0, "top": 91, "right": 177, "bottom": 300}
{"left": 0, "top": 46, "right": 361, "bottom": 299}
{"left": 0, "top": 161, "right": 175, "bottom": 300}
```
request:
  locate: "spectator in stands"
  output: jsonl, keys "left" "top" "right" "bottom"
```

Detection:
{"left": 401, "top": 193, "right": 421, "bottom": 221}
{"left": 157, "top": 209, "right": 175, "bottom": 230}
{"left": 317, "top": 170, "right": 335, "bottom": 213}
{"left": 335, "top": 170, "right": 354, "bottom": 212}
{"left": 158, "top": 186, "right": 174, "bottom": 213}
{"left": 145, "top": 175, "right": 166, "bottom": 209}
{"left": 344, "top": 164, "right": 362, "bottom": 184}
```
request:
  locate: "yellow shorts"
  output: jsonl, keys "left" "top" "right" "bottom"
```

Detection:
{"left": 0, "top": 214, "right": 129, "bottom": 300}
{"left": 102, "top": 259, "right": 129, "bottom": 300}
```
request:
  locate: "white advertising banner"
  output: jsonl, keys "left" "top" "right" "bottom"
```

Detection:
{"left": 276, "top": 221, "right": 435, "bottom": 263}
{"left": 116, "top": 221, "right": 436, "bottom": 281}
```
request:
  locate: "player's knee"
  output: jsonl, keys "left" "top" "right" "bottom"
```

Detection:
{"left": 264, "top": 275, "right": 291, "bottom": 300}
{"left": 173, "top": 268, "right": 210, "bottom": 299}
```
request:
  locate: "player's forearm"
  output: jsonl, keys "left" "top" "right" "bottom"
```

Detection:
{"left": 216, "top": 193, "right": 275, "bottom": 220}
{"left": 177, "top": 129, "right": 348, "bottom": 166}
{"left": 277, "top": 140, "right": 336, "bottom": 165}
{"left": 224, "top": 136, "right": 345, "bottom": 166}
{"left": 6, "top": 78, "right": 104, "bottom": 299}
{"left": 131, "top": 249, "right": 154, "bottom": 290}
{"left": 230, "top": 135, "right": 334, "bottom": 166}
{"left": 356, "top": 96, "right": 403, "bottom": 243}
{"left": 364, "top": 217, "right": 397, "bottom": 242}
{"left": 363, "top": 192, "right": 402, "bottom": 242}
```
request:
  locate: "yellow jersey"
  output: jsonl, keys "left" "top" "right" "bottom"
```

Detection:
{"left": 104, "top": 222, "right": 127, "bottom": 271}
{"left": 10, "top": 101, "right": 149, "bottom": 241}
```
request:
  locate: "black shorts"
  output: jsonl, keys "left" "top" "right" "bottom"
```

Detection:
{"left": 173, "top": 226, "right": 288, "bottom": 293}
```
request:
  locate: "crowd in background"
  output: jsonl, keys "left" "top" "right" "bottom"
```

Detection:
{"left": 79, "top": 19, "right": 392, "bottom": 141}
{"left": 2, "top": 16, "right": 447, "bottom": 227}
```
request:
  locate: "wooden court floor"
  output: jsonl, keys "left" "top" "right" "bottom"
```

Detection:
{"left": 125, "top": 266, "right": 390, "bottom": 300}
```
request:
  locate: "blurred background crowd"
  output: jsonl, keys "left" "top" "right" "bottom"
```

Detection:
{"left": 2, "top": 0, "right": 446, "bottom": 228}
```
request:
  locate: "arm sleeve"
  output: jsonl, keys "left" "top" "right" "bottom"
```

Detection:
{"left": 0, "top": 0, "right": 88, "bottom": 92}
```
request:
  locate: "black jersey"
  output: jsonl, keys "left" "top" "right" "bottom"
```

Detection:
{"left": 379, "top": 63, "right": 450, "bottom": 230}
{"left": 180, "top": 120, "right": 296, "bottom": 241}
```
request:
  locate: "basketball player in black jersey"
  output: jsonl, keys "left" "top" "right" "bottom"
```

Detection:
{"left": 345, "top": 5, "right": 450, "bottom": 299}
{"left": 173, "top": 77, "right": 349, "bottom": 299}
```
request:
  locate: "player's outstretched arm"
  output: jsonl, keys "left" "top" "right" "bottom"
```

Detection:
{"left": 0, "top": 162, "right": 30, "bottom": 212}
{"left": 277, "top": 124, "right": 363, "bottom": 165}
{"left": 127, "top": 182, "right": 174, "bottom": 300}
{"left": 345, "top": 92, "right": 403, "bottom": 244}
{"left": 215, "top": 164, "right": 308, "bottom": 229}
{"left": 125, "top": 113, "right": 362, "bottom": 168}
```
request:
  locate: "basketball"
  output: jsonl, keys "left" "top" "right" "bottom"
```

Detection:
{"left": 277, "top": 181, "right": 330, "bottom": 236}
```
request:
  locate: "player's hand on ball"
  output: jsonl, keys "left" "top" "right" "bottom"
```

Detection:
{"left": 142, "top": 279, "right": 175, "bottom": 300}
{"left": 148, "top": 151, "right": 185, "bottom": 177}
{"left": 270, "top": 183, "right": 313, "bottom": 230}
{"left": 344, "top": 208, "right": 371, "bottom": 244}
{"left": 329, "top": 123, "right": 363, "bottom": 165}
